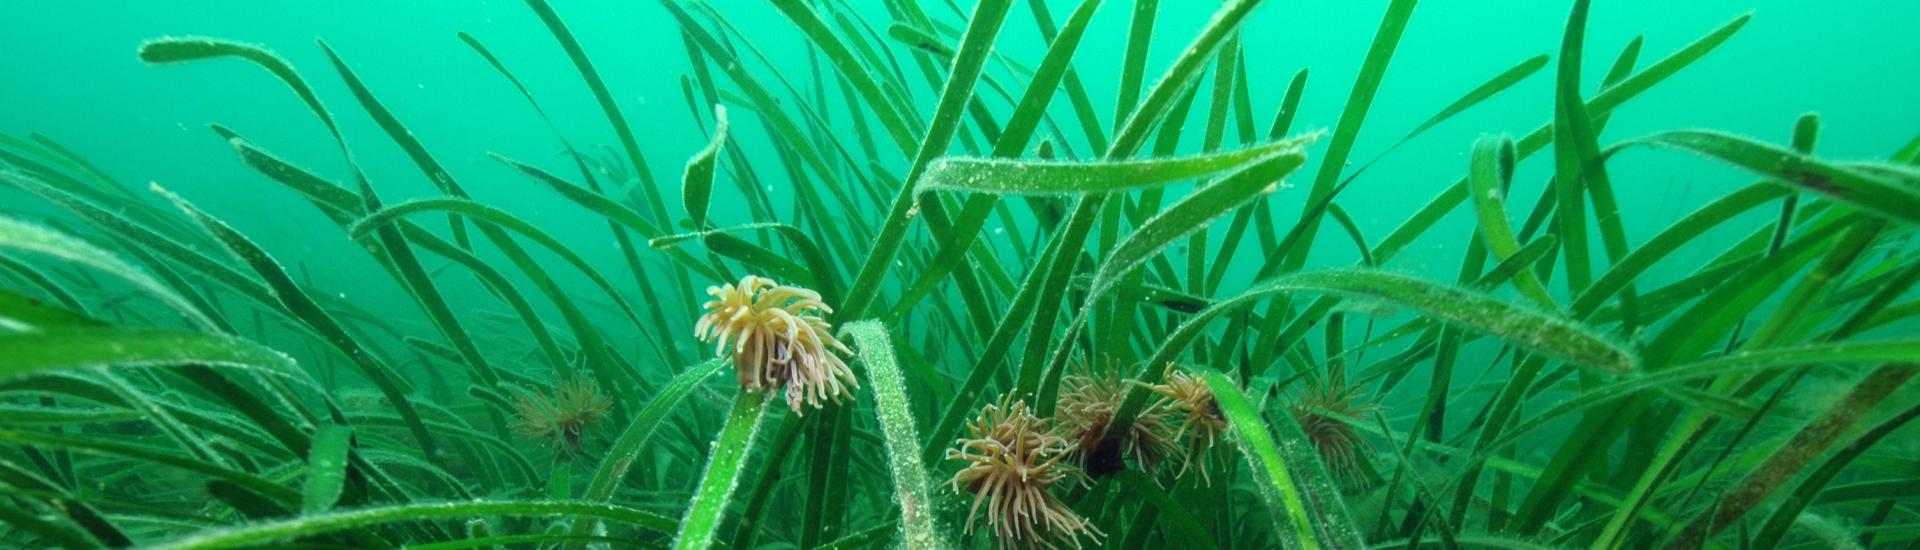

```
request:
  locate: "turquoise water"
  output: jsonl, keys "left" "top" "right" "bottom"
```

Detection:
{"left": 2, "top": 1, "right": 1917, "bottom": 548}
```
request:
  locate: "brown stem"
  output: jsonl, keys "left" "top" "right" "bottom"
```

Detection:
{"left": 1664, "top": 363, "right": 1917, "bottom": 548}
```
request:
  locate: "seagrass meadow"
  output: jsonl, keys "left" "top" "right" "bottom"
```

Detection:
{"left": 2, "top": 0, "right": 1919, "bottom": 548}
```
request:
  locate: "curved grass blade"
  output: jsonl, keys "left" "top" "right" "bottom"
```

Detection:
{"left": 1105, "top": 267, "right": 1634, "bottom": 453}
{"left": 1411, "top": 55, "right": 1550, "bottom": 144}
{"left": 0, "top": 459, "right": 130, "bottom": 547}
{"left": 457, "top": 30, "right": 688, "bottom": 369}
{"left": 1118, "top": 470, "right": 1217, "bottom": 550}
{"left": 138, "top": 37, "right": 347, "bottom": 153}
{"left": 300, "top": 425, "right": 352, "bottom": 515}
{"left": 650, "top": 223, "right": 840, "bottom": 306}
{"left": 888, "top": 23, "right": 952, "bottom": 58}
{"left": 766, "top": 0, "right": 918, "bottom": 154}
{"left": 682, "top": 104, "right": 728, "bottom": 228}
{"left": 1086, "top": 147, "right": 1303, "bottom": 303}
{"left": 1550, "top": 0, "right": 1603, "bottom": 292}
{"left": 224, "top": 129, "right": 528, "bottom": 384}
{"left": 673, "top": 389, "right": 770, "bottom": 550}
{"left": 659, "top": 0, "right": 864, "bottom": 234}
{"left": 145, "top": 500, "right": 674, "bottom": 550}
{"left": 563, "top": 359, "right": 725, "bottom": 550}
{"left": 1572, "top": 184, "right": 1787, "bottom": 318}
{"left": 409, "top": 534, "right": 635, "bottom": 550}
{"left": 206, "top": 88, "right": 526, "bottom": 397}
{"left": 1203, "top": 371, "right": 1325, "bottom": 549}
{"left": 1629, "top": 129, "right": 1920, "bottom": 226}
{"left": 0, "top": 429, "right": 300, "bottom": 506}
{"left": 919, "top": 234, "right": 1060, "bottom": 464}
{"left": 1357, "top": 12, "right": 1750, "bottom": 279}
{"left": 1467, "top": 135, "right": 1556, "bottom": 308}
{"left": 725, "top": 414, "right": 806, "bottom": 549}
{"left": 0, "top": 498, "right": 102, "bottom": 549}
{"left": 0, "top": 254, "right": 87, "bottom": 315}
{"left": 1013, "top": 0, "right": 1274, "bottom": 399}
{"left": 839, "top": 321, "right": 942, "bottom": 549}
{"left": 1111, "top": 0, "right": 1161, "bottom": 130}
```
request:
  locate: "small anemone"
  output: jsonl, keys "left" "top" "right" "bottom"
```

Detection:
{"left": 511, "top": 371, "right": 612, "bottom": 457}
{"left": 948, "top": 397, "right": 1103, "bottom": 549}
{"left": 1057, "top": 360, "right": 1175, "bottom": 478}
{"left": 695, "top": 275, "right": 857, "bottom": 414}
{"left": 1288, "top": 376, "right": 1377, "bottom": 481}
{"left": 1140, "top": 365, "right": 1228, "bottom": 484}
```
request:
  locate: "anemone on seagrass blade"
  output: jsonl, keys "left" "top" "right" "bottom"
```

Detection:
{"left": 1141, "top": 365, "right": 1230, "bottom": 484}
{"left": 695, "top": 275, "right": 857, "bottom": 414}
{"left": 1057, "top": 359, "right": 1177, "bottom": 479}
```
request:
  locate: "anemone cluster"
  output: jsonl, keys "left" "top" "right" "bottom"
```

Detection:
{"left": 946, "top": 362, "right": 1241, "bottom": 548}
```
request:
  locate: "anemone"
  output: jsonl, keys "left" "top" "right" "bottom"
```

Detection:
{"left": 1287, "top": 376, "right": 1378, "bottom": 482}
{"left": 947, "top": 397, "right": 1102, "bottom": 549}
{"left": 1141, "top": 364, "right": 1230, "bottom": 483}
{"left": 510, "top": 371, "right": 613, "bottom": 457}
{"left": 695, "top": 275, "right": 857, "bottom": 414}
{"left": 1056, "top": 359, "right": 1176, "bottom": 478}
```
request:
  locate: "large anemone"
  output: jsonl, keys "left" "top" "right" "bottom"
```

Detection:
{"left": 947, "top": 397, "right": 1102, "bottom": 549}
{"left": 695, "top": 275, "right": 857, "bottom": 414}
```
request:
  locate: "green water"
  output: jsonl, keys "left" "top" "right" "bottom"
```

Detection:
{"left": 1, "top": 1, "right": 1917, "bottom": 548}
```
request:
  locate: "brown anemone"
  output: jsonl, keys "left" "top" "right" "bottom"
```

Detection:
{"left": 1288, "top": 376, "right": 1377, "bottom": 481}
{"left": 511, "top": 371, "right": 612, "bottom": 456}
{"left": 695, "top": 275, "right": 857, "bottom": 414}
{"left": 1057, "top": 361, "right": 1175, "bottom": 478}
{"left": 1141, "top": 365, "right": 1229, "bottom": 483}
{"left": 947, "top": 397, "right": 1102, "bottom": 549}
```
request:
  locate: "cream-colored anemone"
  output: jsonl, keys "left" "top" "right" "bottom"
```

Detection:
{"left": 948, "top": 397, "right": 1103, "bottom": 549}
{"left": 695, "top": 275, "right": 856, "bottom": 414}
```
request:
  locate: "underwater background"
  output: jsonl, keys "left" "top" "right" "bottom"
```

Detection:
{"left": 2, "top": 0, "right": 1918, "bottom": 548}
